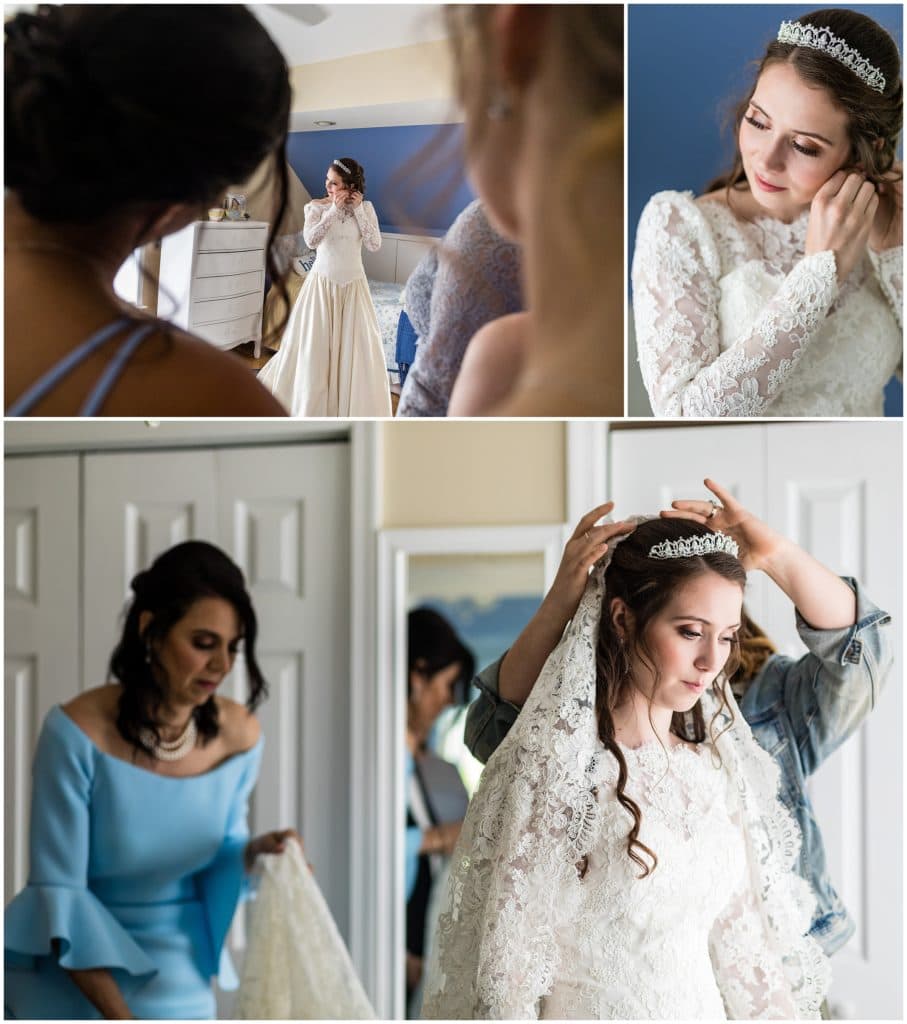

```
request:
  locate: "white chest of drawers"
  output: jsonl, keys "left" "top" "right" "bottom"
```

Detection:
{"left": 158, "top": 219, "right": 269, "bottom": 356}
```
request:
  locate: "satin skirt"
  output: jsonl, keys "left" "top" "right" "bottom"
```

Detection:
{"left": 258, "top": 271, "right": 392, "bottom": 417}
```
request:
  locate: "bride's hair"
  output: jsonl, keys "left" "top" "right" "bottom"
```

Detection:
{"left": 595, "top": 519, "right": 746, "bottom": 878}
{"left": 329, "top": 157, "right": 366, "bottom": 196}
{"left": 707, "top": 7, "right": 903, "bottom": 194}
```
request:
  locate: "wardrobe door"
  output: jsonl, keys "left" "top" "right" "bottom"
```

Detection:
{"left": 215, "top": 443, "right": 352, "bottom": 940}
{"left": 4, "top": 456, "right": 80, "bottom": 902}
{"left": 765, "top": 423, "right": 902, "bottom": 1019}
{"left": 82, "top": 451, "right": 219, "bottom": 689}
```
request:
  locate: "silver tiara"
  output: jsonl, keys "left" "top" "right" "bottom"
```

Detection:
{"left": 333, "top": 159, "right": 351, "bottom": 174}
{"left": 649, "top": 532, "right": 740, "bottom": 560}
{"left": 777, "top": 20, "right": 886, "bottom": 93}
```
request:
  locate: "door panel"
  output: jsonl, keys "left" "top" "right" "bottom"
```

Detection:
{"left": 4, "top": 456, "right": 80, "bottom": 902}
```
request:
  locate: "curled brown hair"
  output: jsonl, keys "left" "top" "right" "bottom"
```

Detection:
{"left": 595, "top": 519, "right": 746, "bottom": 877}
{"left": 709, "top": 7, "right": 903, "bottom": 195}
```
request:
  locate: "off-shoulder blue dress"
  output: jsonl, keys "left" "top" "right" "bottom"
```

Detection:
{"left": 4, "top": 705, "right": 263, "bottom": 1019}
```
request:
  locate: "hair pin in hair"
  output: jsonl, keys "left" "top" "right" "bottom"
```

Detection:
{"left": 648, "top": 532, "right": 740, "bottom": 560}
{"left": 777, "top": 20, "right": 886, "bottom": 93}
{"left": 333, "top": 158, "right": 351, "bottom": 174}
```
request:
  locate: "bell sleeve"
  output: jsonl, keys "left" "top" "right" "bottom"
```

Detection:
{"left": 632, "top": 191, "right": 839, "bottom": 417}
{"left": 4, "top": 708, "right": 157, "bottom": 985}
{"left": 194, "top": 739, "right": 263, "bottom": 990}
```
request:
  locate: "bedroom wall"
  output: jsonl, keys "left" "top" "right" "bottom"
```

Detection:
{"left": 379, "top": 422, "right": 566, "bottom": 528}
{"left": 290, "top": 40, "right": 455, "bottom": 113}
{"left": 287, "top": 39, "right": 475, "bottom": 235}
{"left": 287, "top": 126, "right": 474, "bottom": 236}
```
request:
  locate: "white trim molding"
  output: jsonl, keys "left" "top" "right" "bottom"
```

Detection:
{"left": 376, "top": 523, "right": 564, "bottom": 1019}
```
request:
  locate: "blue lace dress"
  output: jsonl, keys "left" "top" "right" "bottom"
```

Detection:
{"left": 397, "top": 199, "right": 523, "bottom": 416}
{"left": 4, "top": 706, "right": 262, "bottom": 1019}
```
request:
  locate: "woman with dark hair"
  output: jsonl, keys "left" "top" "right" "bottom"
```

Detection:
{"left": 632, "top": 8, "right": 902, "bottom": 417}
{"left": 404, "top": 608, "right": 474, "bottom": 1016}
{"left": 4, "top": 542, "right": 300, "bottom": 1019}
{"left": 5, "top": 5, "right": 290, "bottom": 416}
{"left": 422, "top": 513, "right": 842, "bottom": 1018}
{"left": 258, "top": 157, "right": 392, "bottom": 416}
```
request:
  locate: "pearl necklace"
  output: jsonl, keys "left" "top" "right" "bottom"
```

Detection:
{"left": 139, "top": 716, "right": 198, "bottom": 761}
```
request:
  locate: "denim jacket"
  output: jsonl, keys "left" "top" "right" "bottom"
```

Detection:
{"left": 464, "top": 578, "right": 892, "bottom": 956}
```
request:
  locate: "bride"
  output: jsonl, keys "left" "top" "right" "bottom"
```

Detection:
{"left": 258, "top": 157, "right": 392, "bottom": 417}
{"left": 632, "top": 8, "right": 902, "bottom": 417}
{"left": 422, "top": 516, "right": 830, "bottom": 1019}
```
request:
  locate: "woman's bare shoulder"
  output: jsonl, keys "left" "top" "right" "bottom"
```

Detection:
{"left": 216, "top": 696, "right": 261, "bottom": 754}
{"left": 62, "top": 684, "right": 122, "bottom": 744}
{"left": 104, "top": 326, "right": 287, "bottom": 417}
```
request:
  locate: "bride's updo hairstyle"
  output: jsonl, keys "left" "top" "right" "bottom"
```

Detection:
{"left": 109, "top": 541, "right": 267, "bottom": 757}
{"left": 710, "top": 7, "right": 903, "bottom": 193}
{"left": 5, "top": 6, "right": 292, "bottom": 278}
{"left": 328, "top": 158, "right": 367, "bottom": 196}
{"left": 595, "top": 518, "right": 746, "bottom": 877}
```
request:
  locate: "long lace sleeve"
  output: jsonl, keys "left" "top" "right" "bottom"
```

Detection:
{"left": 868, "top": 246, "right": 903, "bottom": 333}
{"left": 632, "top": 191, "right": 839, "bottom": 416}
{"left": 302, "top": 202, "right": 339, "bottom": 249}
{"left": 353, "top": 201, "right": 382, "bottom": 252}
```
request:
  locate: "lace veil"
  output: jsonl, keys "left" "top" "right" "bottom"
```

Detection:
{"left": 422, "top": 521, "right": 830, "bottom": 1019}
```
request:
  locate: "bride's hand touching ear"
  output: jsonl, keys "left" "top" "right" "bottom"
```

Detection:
{"left": 805, "top": 169, "right": 879, "bottom": 283}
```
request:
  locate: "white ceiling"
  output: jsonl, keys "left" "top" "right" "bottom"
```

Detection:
{"left": 251, "top": 3, "right": 448, "bottom": 66}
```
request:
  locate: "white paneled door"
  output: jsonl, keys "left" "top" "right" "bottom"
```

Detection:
{"left": 4, "top": 457, "right": 80, "bottom": 902}
{"left": 5, "top": 442, "right": 352, "bottom": 1015}
{"left": 608, "top": 422, "right": 902, "bottom": 1019}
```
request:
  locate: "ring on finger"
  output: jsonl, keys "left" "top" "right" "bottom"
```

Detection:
{"left": 707, "top": 500, "right": 721, "bottom": 520}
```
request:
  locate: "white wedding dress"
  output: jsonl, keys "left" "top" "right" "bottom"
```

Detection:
{"left": 632, "top": 190, "right": 902, "bottom": 417}
{"left": 542, "top": 741, "right": 749, "bottom": 1019}
{"left": 422, "top": 523, "right": 830, "bottom": 1020}
{"left": 258, "top": 200, "right": 392, "bottom": 417}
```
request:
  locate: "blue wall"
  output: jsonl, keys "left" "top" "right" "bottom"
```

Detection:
{"left": 287, "top": 123, "right": 476, "bottom": 237}
{"left": 629, "top": 3, "right": 903, "bottom": 416}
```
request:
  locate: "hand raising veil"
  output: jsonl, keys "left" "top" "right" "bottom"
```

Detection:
{"left": 422, "top": 516, "right": 830, "bottom": 1019}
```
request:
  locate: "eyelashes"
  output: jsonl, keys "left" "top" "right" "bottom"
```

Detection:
{"left": 744, "top": 113, "right": 820, "bottom": 158}
{"left": 679, "top": 629, "right": 738, "bottom": 644}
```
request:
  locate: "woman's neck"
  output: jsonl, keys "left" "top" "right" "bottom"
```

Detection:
{"left": 5, "top": 193, "right": 143, "bottom": 285}
{"left": 156, "top": 703, "right": 196, "bottom": 742}
{"left": 611, "top": 688, "right": 675, "bottom": 749}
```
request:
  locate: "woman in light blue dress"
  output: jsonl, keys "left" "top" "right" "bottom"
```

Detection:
{"left": 4, "top": 542, "right": 299, "bottom": 1019}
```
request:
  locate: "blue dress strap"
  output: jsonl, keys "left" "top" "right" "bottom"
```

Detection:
{"left": 7, "top": 317, "right": 155, "bottom": 416}
{"left": 80, "top": 322, "right": 157, "bottom": 415}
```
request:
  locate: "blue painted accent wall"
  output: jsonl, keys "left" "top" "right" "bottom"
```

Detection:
{"left": 629, "top": 3, "right": 903, "bottom": 416}
{"left": 287, "top": 123, "right": 476, "bottom": 236}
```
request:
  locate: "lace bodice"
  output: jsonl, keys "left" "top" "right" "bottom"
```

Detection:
{"left": 302, "top": 200, "right": 381, "bottom": 287}
{"left": 632, "top": 190, "right": 903, "bottom": 417}
{"left": 542, "top": 741, "right": 746, "bottom": 1019}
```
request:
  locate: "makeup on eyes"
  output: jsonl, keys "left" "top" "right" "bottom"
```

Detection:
{"left": 745, "top": 104, "right": 829, "bottom": 157}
